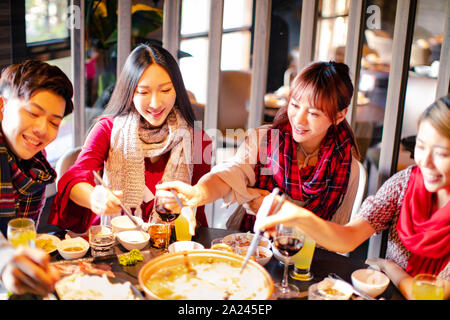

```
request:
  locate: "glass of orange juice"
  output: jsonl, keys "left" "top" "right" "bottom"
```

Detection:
{"left": 7, "top": 218, "right": 36, "bottom": 248}
{"left": 290, "top": 233, "right": 316, "bottom": 281}
{"left": 412, "top": 274, "right": 445, "bottom": 300}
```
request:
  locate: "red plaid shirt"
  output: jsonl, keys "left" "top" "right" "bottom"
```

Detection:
{"left": 240, "top": 121, "right": 353, "bottom": 231}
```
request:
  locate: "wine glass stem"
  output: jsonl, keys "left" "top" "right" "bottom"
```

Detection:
{"left": 282, "top": 262, "right": 289, "bottom": 290}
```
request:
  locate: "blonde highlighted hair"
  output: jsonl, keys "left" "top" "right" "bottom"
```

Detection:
{"left": 418, "top": 95, "right": 450, "bottom": 139}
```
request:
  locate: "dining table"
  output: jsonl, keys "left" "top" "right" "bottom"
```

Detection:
{"left": 46, "top": 226, "right": 403, "bottom": 300}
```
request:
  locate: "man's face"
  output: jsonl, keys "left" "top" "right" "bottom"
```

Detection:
{"left": 0, "top": 90, "right": 66, "bottom": 160}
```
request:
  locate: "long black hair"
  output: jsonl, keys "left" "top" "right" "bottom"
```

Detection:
{"left": 102, "top": 44, "right": 195, "bottom": 126}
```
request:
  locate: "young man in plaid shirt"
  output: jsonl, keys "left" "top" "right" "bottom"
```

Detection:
{"left": 0, "top": 60, "right": 73, "bottom": 295}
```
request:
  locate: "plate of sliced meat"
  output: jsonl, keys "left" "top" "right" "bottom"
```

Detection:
{"left": 52, "top": 259, "right": 115, "bottom": 278}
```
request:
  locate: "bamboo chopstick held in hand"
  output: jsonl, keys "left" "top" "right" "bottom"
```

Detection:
{"left": 92, "top": 171, "right": 146, "bottom": 233}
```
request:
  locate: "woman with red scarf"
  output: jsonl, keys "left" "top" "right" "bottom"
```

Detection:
{"left": 255, "top": 95, "right": 450, "bottom": 300}
{"left": 157, "top": 61, "right": 361, "bottom": 230}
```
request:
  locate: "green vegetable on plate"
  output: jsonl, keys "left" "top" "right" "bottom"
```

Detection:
{"left": 119, "top": 249, "right": 145, "bottom": 266}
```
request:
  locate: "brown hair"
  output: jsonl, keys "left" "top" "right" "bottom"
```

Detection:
{"left": 273, "top": 61, "right": 353, "bottom": 127}
{"left": 418, "top": 94, "right": 450, "bottom": 139}
{"left": 0, "top": 60, "right": 74, "bottom": 117}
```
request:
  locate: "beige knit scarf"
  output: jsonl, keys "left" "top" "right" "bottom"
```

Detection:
{"left": 103, "top": 108, "right": 193, "bottom": 218}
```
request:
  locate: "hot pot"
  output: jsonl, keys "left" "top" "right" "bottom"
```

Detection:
{"left": 138, "top": 249, "right": 274, "bottom": 300}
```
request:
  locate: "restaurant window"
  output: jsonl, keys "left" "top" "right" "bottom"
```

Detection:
{"left": 43, "top": 0, "right": 164, "bottom": 168}
{"left": 398, "top": 0, "right": 446, "bottom": 173}
{"left": 83, "top": 1, "right": 163, "bottom": 129}
{"left": 26, "top": 0, "right": 69, "bottom": 43}
{"left": 315, "top": 0, "right": 349, "bottom": 62}
{"left": 24, "top": 0, "right": 73, "bottom": 167}
{"left": 353, "top": 0, "right": 398, "bottom": 194}
{"left": 179, "top": 0, "right": 253, "bottom": 105}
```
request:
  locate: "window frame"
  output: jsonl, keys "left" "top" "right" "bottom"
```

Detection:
{"left": 11, "top": 0, "right": 71, "bottom": 63}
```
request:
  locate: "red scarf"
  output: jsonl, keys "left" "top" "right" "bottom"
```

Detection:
{"left": 237, "top": 121, "right": 353, "bottom": 231}
{"left": 397, "top": 166, "right": 450, "bottom": 277}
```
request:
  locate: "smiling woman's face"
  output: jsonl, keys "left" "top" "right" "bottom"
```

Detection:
{"left": 414, "top": 120, "right": 450, "bottom": 198}
{"left": 132, "top": 64, "right": 177, "bottom": 128}
{"left": 287, "top": 95, "right": 346, "bottom": 153}
{"left": 0, "top": 90, "right": 65, "bottom": 160}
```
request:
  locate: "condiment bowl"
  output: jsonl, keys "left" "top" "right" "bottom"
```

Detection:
{"left": 237, "top": 246, "right": 273, "bottom": 266}
{"left": 309, "top": 278, "right": 354, "bottom": 300}
{"left": 168, "top": 241, "right": 204, "bottom": 253}
{"left": 57, "top": 237, "right": 89, "bottom": 260}
{"left": 351, "top": 268, "right": 390, "bottom": 297}
{"left": 117, "top": 230, "right": 150, "bottom": 251}
{"left": 222, "top": 232, "right": 271, "bottom": 249}
{"left": 111, "top": 215, "right": 144, "bottom": 233}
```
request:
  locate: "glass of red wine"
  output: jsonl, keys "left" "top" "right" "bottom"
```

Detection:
{"left": 273, "top": 224, "right": 304, "bottom": 299}
{"left": 154, "top": 189, "right": 180, "bottom": 223}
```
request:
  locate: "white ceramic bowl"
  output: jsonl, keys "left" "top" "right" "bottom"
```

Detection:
{"left": 237, "top": 246, "right": 273, "bottom": 266}
{"left": 351, "top": 268, "right": 390, "bottom": 297}
{"left": 57, "top": 237, "right": 89, "bottom": 260}
{"left": 111, "top": 215, "right": 144, "bottom": 234}
{"left": 222, "top": 232, "right": 271, "bottom": 249}
{"left": 117, "top": 230, "right": 150, "bottom": 251}
{"left": 36, "top": 234, "right": 61, "bottom": 253}
{"left": 168, "top": 241, "right": 204, "bottom": 253}
{"left": 312, "top": 278, "right": 354, "bottom": 300}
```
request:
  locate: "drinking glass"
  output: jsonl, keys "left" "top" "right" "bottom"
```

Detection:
{"left": 154, "top": 189, "right": 180, "bottom": 223}
{"left": 88, "top": 225, "right": 115, "bottom": 257}
{"left": 272, "top": 224, "right": 304, "bottom": 299}
{"left": 412, "top": 274, "right": 445, "bottom": 300}
{"left": 148, "top": 223, "right": 171, "bottom": 251}
{"left": 7, "top": 218, "right": 36, "bottom": 248}
{"left": 290, "top": 234, "right": 316, "bottom": 281}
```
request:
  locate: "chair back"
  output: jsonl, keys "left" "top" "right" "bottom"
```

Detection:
{"left": 340, "top": 160, "right": 368, "bottom": 257}
{"left": 349, "top": 160, "right": 368, "bottom": 222}
{"left": 55, "top": 147, "right": 82, "bottom": 189}
{"left": 217, "top": 70, "right": 251, "bottom": 133}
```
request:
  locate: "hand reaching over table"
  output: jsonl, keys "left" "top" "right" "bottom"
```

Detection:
{"left": 90, "top": 185, "right": 123, "bottom": 215}
{"left": 1, "top": 246, "right": 60, "bottom": 296}
{"left": 246, "top": 188, "right": 271, "bottom": 214}
{"left": 156, "top": 181, "right": 206, "bottom": 208}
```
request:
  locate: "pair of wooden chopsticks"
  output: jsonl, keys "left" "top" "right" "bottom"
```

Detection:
{"left": 239, "top": 188, "right": 286, "bottom": 274}
{"left": 92, "top": 171, "right": 146, "bottom": 233}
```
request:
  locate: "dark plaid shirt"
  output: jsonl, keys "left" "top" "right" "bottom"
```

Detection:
{"left": 0, "top": 130, "right": 56, "bottom": 222}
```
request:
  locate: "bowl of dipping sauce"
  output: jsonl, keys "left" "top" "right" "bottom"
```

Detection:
{"left": 57, "top": 237, "right": 89, "bottom": 260}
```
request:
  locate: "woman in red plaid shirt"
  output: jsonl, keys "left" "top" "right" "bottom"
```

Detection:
{"left": 158, "top": 61, "right": 361, "bottom": 231}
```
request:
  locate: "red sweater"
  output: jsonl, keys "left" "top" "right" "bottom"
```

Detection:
{"left": 48, "top": 117, "right": 212, "bottom": 233}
